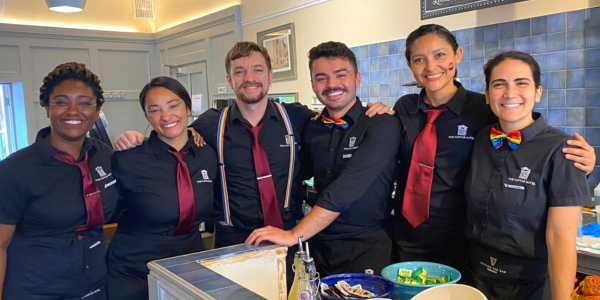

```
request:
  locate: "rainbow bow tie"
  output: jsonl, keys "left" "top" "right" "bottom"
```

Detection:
{"left": 490, "top": 127, "right": 521, "bottom": 150}
{"left": 322, "top": 115, "right": 348, "bottom": 129}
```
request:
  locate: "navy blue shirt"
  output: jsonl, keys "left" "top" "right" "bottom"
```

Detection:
{"left": 301, "top": 99, "right": 401, "bottom": 239}
{"left": 392, "top": 82, "right": 497, "bottom": 254}
{"left": 190, "top": 101, "right": 316, "bottom": 231}
{"left": 465, "top": 114, "right": 591, "bottom": 260}
{"left": 0, "top": 127, "right": 118, "bottom": 236}
{"left": 111, "top": 131, "right": 217, "bottom": 235}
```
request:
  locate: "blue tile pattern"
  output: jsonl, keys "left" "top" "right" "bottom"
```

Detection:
{"left": 455, "top": 29, "right": 471, "bottom": 45}
{"left": 548, "top": 71, "right": 566, "bottom": 89}
{"left": 515, "top": 19, "right": 531, "bottom": 38}
{"left": 499, "top": 22, "right": 515, "bottom": 40}
{"left": 568, "top": 10, "right": 586, "bottom": 31}
{"left": 587, "top": 68, "right": 600, "bottom": 88}
{"left": 499, "top": 39, "right": 514, "bottom": 52}
{"left": 548, "top": 32, "right": 566, "bottom": 52}
{"left": 353, "top": 7, "right": 600, "bottom": 186}
{"left": 567, "top": 108, "right": 586, "bottom": 126}
{"left": 549, "top": 13, "right": 567, "bottom": 33}
{"left": 587, "top": 7, "right": 600, "bottom": 28}
{"left": 549, "top": 90, "right": 566, "bottom": 107}
{"left": 388, "top": 40, "right": 399, "bottom": 55}
{"left": 588, "top": 48, "right": 600, "bottom": 67}
{"left": 548, "top": 109, "right": 566, "bottom": 125}
{"left": 548, "top": 52, "right": 566, "bottom": 71}
{"left": 471, "top": 43, "right": 484, "bottom": 60}
{"left": 485, "top": 42, "right": 499, "bottom": 59}
{"left": 515, "top": 37, "right": 531, "bottom": 53}
{"left": 369, "top": 44, "right": 379, "bottom": 57}
{"left": 567, "top": 69, "right": 585, "bottom": 88}
{"left": 567, "top": 50, "right": 585, "bottom": 69}
{"left": 472, "top": 27, "right": 484, "bottom": 44}
{"left": 484, "top": 24, "right": 499, "bottom": 42}
{"left": 567, "top": 89, "right": 586, "bottom": 107}
{"left": 567, "top": 30, "right": 586, "bottom": 50}
{"left": 587, "top": 27, "right": 600, "bottom": 48}
{"left": 458, "top": 62, "right": 470, "bottom": 78}
{"left": 536, "top": 91, "right": 548, "bottom": 108}
{"left": 532, "top": 35, "right": 548, "bottom": 54}
{"left": 532, "top": 54, "right": 548, "bottom": 71}
{"left": 532, "top": 16, "right": 548, "bottom": 35}
{"left": 588, "top": 89, "right": 600, "bottom": 107}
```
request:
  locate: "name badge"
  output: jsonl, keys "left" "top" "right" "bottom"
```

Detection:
{"left": 503, "top": 183, "right": 524, "bottom": 190}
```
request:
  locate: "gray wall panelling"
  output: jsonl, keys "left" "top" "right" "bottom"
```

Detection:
{"left": 155, "top": 6, "right": 242, "bottom": 110}
{"left": 0, "top": 4, "right": 242, "bottom": 145}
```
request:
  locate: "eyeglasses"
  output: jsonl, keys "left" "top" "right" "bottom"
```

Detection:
{"left": 48, "top": 100, "right": 98, "bottom": 110}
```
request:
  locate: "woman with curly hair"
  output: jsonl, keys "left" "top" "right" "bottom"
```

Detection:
{"left": 0, "top": 62, "right": 118, "bottom": 300}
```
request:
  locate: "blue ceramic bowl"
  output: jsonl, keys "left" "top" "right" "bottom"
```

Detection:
{"left": 381, "top": 262, "right": 461, "bottom": 300}
{"left": 320, "top": 273, "right": 395, "bottom": 300}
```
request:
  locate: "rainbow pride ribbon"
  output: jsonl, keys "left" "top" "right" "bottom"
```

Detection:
{"left": 216, "top": 102, "right": 296, "bottom": 225}
{"left": 490, "top": 127, "right": 521, "bottom": 150}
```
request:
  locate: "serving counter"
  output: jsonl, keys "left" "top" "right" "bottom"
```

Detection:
{"left": 147, "top": 243, "right": 287, "bottom": 300}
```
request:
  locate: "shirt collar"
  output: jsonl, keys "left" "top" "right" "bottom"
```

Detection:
{"left": 34, "top": 127, "right": 95, "bottom": 162}
{"left": 148, "top": 130, "right": 197, "bottom": 158}
{"left": 410, "top": 81, "right": 467, "bottom": 116}
{"left": 493, "top": 112, "right": 545, "bottom": 148}
{"left": 321, "top": 97, "right": 364, "bottom": 127}
{"left": 229, "top": 99, "right": 280, "bottom": 126}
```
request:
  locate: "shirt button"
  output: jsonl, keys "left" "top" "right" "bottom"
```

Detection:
{"left": 330, "top": 148, "right": 334, "bottom": 152}
{"left": 327, "top": 170, "right": 332, "bottom": 174}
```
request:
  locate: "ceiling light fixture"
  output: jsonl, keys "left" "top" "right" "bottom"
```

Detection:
{"left": 45, "top": 0, "right": 86, "bottom": 13}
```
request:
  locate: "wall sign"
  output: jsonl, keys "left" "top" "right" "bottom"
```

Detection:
{"left": 421, "top": 0, "right": 529, "bottom": 20}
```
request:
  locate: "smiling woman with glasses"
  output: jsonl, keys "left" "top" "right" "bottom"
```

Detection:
{"left": 0, "top": 62, "right": 118, "bottom": 300}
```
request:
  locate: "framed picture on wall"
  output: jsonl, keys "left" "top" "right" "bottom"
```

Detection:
{"left": 257, "top": 23, "right": 297, "bottom": 82}
{"left": 269, "top": 92, "right": 298, "bottom": 103}
{"left": 421, "top": 0, "right": 529, "bottom": 20}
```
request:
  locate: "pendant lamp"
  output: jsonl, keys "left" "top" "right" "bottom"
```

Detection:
{"left": 45, "top": 0, "right": 86, "bottom": 13}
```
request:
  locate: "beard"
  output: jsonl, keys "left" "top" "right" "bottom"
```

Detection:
{"left": 237, "top": 81, "right": 267, "bottom": 104}
{"left": 239, "top": 90, "right": 266, "bottom": 104}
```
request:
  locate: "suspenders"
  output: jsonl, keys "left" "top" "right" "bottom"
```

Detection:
{"left": 217, "top": 102, "right": 296, "bottom": 226}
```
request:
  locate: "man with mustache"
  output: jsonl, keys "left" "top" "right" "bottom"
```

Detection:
{"left": 115, "top": 42, "right": 388, "bottom": 249}
{"left": 246, "top": 41, "right": 401, "bottom": 276}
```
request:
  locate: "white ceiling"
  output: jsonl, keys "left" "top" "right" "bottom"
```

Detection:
{"left": 0, "top": 0, "right": 315, "bottom": 33}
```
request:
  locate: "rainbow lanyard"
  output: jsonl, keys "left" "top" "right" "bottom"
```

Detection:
{"left": 217, "top": 102, "right": 295, "bottom": 226}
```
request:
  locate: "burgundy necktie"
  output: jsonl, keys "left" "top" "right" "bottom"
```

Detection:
{"left": 54, "top": 152, "right": 104, "bottom": 231}
{"left": 168, "top": 150, "right": 197, "bottom": 236}
{"left": 242, "top": 122, "right": 284, "bottom": 229}
{"left": 402, "top": 108, "right": 447, "bottom": 228}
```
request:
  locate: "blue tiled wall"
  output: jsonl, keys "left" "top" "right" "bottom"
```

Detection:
{"left": 351, "top": 6, "right": 600, "bottom": 187}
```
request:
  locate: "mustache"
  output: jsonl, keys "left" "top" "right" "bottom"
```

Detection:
{"left": 241, "top": 81, "right": 263, "bottom": 88}
{"left": 322, "top": 87, "right": 347, "bottom": 96}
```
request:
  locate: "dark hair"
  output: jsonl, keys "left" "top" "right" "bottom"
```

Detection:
{"left": 225, "top": 42, "right": 272, "bottom": 75}
{"left": 405, "top": 24, "right": 459, "bottom": 63}
{"left": 39, "top": 62, "right": 104, "bottom": 108}
{"left": 308, "top": 41, "right": 358, "bottom": 76}
{"left": 139, "top": 76, "right": 192, "bottom": 112}
{"left": 484, "top": 51, "right": 541, "bottom": 90}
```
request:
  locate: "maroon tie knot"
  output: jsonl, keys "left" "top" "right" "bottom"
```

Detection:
{"left": 53, "top": 151, "right": 103, "bottom": 231}
{"left": 424, "top": 108, "right": 447, "bottom": 124}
